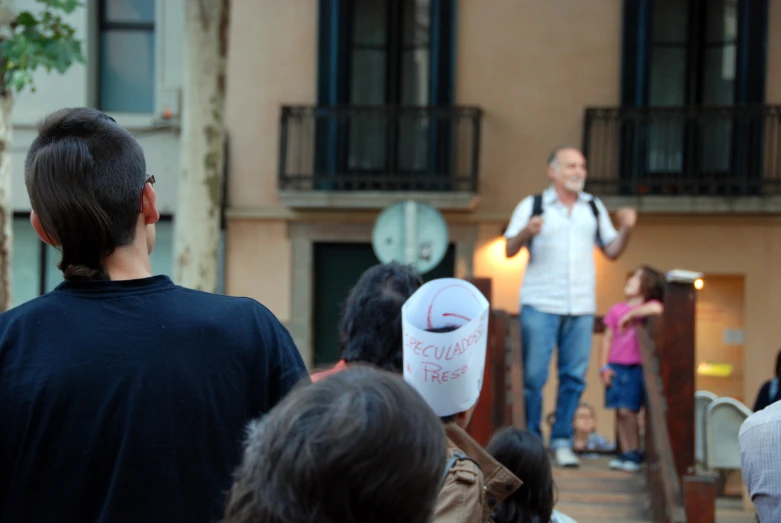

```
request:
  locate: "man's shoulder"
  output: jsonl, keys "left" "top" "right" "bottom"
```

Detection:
{"left": 173, "top": 286, "right": 274, "bottom": 317}
{"left": 513, "top": 194, "right": 535, "bottom": 209}
{"left": 741, "top": 400, "right": 781, "bottom": 439}
{"left": 0, "top": 293, "right": 58, "bottom": 323}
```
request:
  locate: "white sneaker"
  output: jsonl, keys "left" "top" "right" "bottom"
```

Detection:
{"left": 554, "top": 447, "right": 580, "bottom": 468}
{"left": 620, "top": 460, "right": 641, "bottom": 472}
{"left": 609, "top": 458, "right": 641, "bottom": 472}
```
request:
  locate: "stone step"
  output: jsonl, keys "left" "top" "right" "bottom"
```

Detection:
{"left": 555, "top": 501, "right": 651, "bottom": 520}
{"left": 555, "top": 475, "right": 646, "bottom": 493}
{"left": 575, "top": 518, "right": 651, "bottom": 523}
{"left": 553, "top": 458, "right": 652, "bottom": 522}
{"left": 575, "top": 519, "right": 651, "bottom": 523}
{"left": 557, "top": 490, "right": 648, "bottom": 505}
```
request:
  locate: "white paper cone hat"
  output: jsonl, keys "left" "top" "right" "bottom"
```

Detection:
{"left": 402, "top": 278, "right": 490, "bottom": 418}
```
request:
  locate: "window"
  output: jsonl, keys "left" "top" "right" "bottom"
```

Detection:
{"left": 620, "top": 0, "right": 768, "bottom": 190}
{"left": 622, "top": 0, "right": 766, "bottom": 108}
{"left": 98, "top": 0, "right": 156, "bottom": 113}
{"left": 12, "top": 216, "right": 44, "bottom": 306}
{"left": 347, "top": 0, "right": 432, "bottom": 173}
{"left": 348, "top": 0, "right": 431, "bottom": 106}
{"left": 646, "top": 0, "right": 740, "bottom": 173}
{"left": 316, "top": 0, "right": 456, "bottom": 184}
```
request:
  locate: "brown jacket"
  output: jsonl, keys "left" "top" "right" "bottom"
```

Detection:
{"left": 434, "top": 423, "right": 522, "bottom": 523}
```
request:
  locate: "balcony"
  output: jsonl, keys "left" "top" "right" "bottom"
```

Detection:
{"left": 583, "top": 105, "right": 781, "bottom": 212}
{"left": 278, "top": 105, "right": 482, "bottom": 210}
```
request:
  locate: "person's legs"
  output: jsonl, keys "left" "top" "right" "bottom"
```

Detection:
{"left": 550, "top": 314, "right": 594, "bottom": 448}
{"left": 520, "top": 305, "right": 559, "bottom": 438}
{"left": 616, "top": 408, "right": 639, "bottom": 452}
{"left": 606, "top": 365, "right": 645, "bottom": 472}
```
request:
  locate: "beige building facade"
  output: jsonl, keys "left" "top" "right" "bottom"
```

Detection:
{"left": 223, "top": 0, "right": 781, "bottom": 435}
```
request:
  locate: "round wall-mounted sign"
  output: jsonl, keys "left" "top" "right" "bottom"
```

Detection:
{"left": 371, "top": 200, "right": 449, "bottom": 274}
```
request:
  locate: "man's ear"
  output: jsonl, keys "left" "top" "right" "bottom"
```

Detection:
{"left": 30, "top": 211, "right": 59, "bottom": 247}
{"left": 546, "top": 164, "right": 556, "bottom": 181}
{"left": 142, "top": 183, "right": 160, "bottom": 225}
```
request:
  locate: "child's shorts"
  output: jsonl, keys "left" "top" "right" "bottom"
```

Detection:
{"left": 605, "top": 363, "right": 645, "bottom": 413}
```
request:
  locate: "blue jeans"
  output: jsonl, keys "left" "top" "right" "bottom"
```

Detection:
{"left": 605, "top": 363, "right": 645, "bottom": 413}
{"left": 521, "top": 305, "right": 594, "bottom": 449}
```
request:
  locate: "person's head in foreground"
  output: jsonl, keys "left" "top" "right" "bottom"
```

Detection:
{"left": 487, "top": 427, "right": 556, "bottom": 523}
{"left": 339, "top": 261, "right": 423, "bottom": 373}
{"left": 25, "top": 107, "right": 159, "bottom": 281}
{"left": 222, "top": 365, "right": 447, "bottom": 523}
{"left": 402, "top": 278, "right": 490, "bottom": 426}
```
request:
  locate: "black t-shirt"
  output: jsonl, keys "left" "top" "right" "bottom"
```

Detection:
{"left": 0, "top": 276, "right": 309, "bottom": 523}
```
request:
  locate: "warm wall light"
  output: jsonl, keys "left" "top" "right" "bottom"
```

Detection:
{"left": 697, "top": 362, "right": 733, "bottom": 378}
{"left": 694, "top": 278, "right": 704, "bottom": 290}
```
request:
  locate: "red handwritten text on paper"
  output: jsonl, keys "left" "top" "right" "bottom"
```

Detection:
{"left": 422, "top": 362, "right": 468, "bottom": 384}
{"left": 404, "top": 320, "right": 486, "bottom": 362}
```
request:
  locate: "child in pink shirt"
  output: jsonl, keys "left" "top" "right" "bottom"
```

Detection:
{"left": 599, "top": 265, "right": 665, "bottom": 471}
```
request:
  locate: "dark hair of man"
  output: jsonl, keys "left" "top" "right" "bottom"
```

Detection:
{"left": 775, "top": 348, "right": 781, "bottom": 381}
{"left": 339, "top": 262, "right": 423, "bottom": 373}
{"left": 638, "top": 265, "right": 666, "bottom": 303}
{"left": 222, "top": 365, "right": 447, "bottom": 523}
{"left": 24, "top": 107, "right": 147, "bottom": 281}
{"left": 487, "top": 427, "right": 556, "bottom": 523}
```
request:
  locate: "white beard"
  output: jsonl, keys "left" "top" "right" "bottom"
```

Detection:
{"left": 564, "top": 178, "right": 585, "bottom": 193}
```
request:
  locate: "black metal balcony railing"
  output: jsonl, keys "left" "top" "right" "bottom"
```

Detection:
{"left": 583, "top": 105, "right": 781, "bottom": 196}
{"left": 279, "top": 105, "right": 482, "bottom": 192}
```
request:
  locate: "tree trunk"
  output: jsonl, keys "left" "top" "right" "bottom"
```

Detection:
{"left": 174, "top": 0, "right": 231, "bottom": 292}
{"left": 0, "top": 93, "right": 13, "bottom": 310}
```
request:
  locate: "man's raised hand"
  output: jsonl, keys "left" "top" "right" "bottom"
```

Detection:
{"left": 525, "top": 216, "right": 544, "bottom": 236}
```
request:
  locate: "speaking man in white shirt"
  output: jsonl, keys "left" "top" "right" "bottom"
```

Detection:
{"left": 504, "top": 146, "right": 636, "bottom": 468}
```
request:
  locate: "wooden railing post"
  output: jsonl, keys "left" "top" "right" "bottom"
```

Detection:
{"left": 465, "top": 277, "right": 497, "bottom": 446}
{"left": 683, "top": 476, "right": 717, "bottom": 523}
{"left": 654, "top": 280, "right": 697, "bottom": 480}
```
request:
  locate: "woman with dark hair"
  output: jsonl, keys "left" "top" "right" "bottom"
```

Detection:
{"left": 311, "top": 261, "right": 422, "bottom": 381}
{"left": 487, "top": 428, "right": 576, "bottom": 523}
{"left": 752, "top": 348, "right": 781, "bottom": 411}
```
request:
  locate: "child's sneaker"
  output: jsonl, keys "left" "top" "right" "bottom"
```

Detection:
{"left": 618, "top": 460, "right": 641, "bottom": 472}
{"left": 609, "top": 451, "right": 642, "bottom": 472}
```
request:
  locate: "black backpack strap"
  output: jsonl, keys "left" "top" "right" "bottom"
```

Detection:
{"left": 589, "top": 197, "right": 604, "bottom": 248}
{"left": 531, "top": 194, "right": 543, "bottom": 217}
{"left": 439, "top": 450, "right": 481, "bottom": 490}
{"left": 527, "top": 194, "right": 543, "bottom": 250}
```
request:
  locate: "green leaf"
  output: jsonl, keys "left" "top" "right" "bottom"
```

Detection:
{"left": 15, "top": 12, "right": 38, "bottom": 27}
{"left": 34, "top": 0, "right": 83, "bottom": 15}
{"left": 1, "top": 0, "right": 84, "bottom": 94}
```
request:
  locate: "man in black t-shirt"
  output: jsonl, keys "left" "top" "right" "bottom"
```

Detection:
{"left": 0, "top": 108, "right": 309, "bottom": 523}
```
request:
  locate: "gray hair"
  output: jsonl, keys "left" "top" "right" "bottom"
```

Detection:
{"left": 547, "top": 145, "right": 581, "bottom": 168}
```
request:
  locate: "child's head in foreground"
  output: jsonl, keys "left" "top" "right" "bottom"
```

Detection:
{"left": 487, "top": 427, "right": 556, "bottom": 523}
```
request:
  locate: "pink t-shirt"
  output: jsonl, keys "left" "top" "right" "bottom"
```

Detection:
{"left": 604, "top": 301, "right": 661, "bottom": 365}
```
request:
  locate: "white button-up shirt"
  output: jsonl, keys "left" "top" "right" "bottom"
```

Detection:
{"left": 504, "top": 186, "right": 618, "bottom": 316}
{"left": 740, "top": 400, "right": 781, "bottom": 521}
